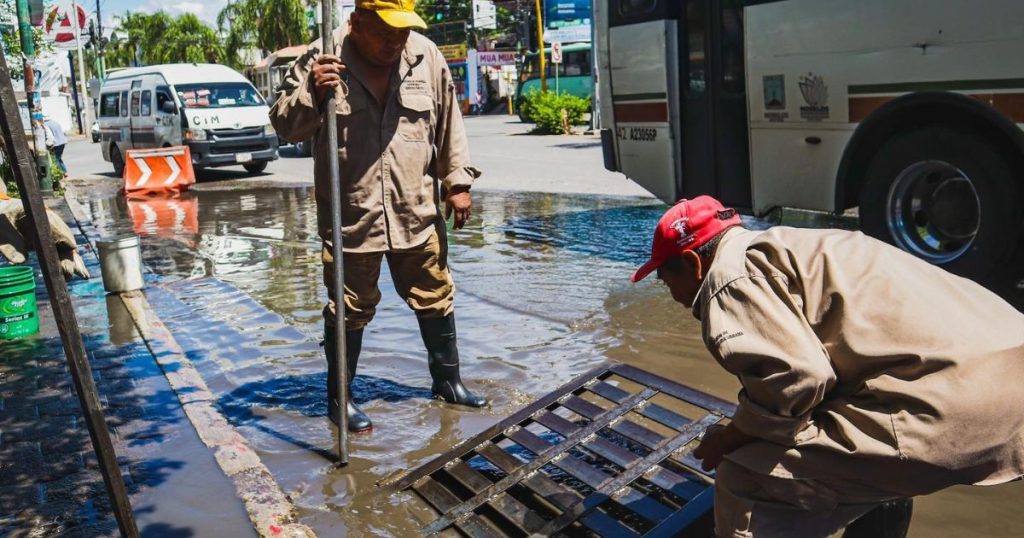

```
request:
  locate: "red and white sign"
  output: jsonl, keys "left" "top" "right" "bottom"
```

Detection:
{"left": 123, "top": 146, "right": 196, "bottom": 196}
{"left": 476, "top": 51, "right": 517, "bottom": 67}
{"left": 45, "top": 3, "right": 87, "bottom": 46}
{"left": 551, "top": 42, "right": 564, "bottom": 65}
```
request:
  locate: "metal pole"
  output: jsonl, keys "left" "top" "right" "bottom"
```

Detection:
{"left": 0, "top": 50, "right": 140, "bottom": 538}
{"left": 534, "top": 0, "right": 546, "bottom": 92}
{"left": 322, "top": 0, "right": 349, "bottom": 465}
{"left": 71, "top": 1, "right": 92, "bottom": 134}
{"left": 68, "top": 51, "right": 83, "bottom": 133}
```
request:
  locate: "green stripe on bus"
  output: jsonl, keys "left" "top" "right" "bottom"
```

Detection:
{"left": 613, "top": 92, "right": 668, "bottom": 102}
{"left": 849, "top": 79, "right": 1024, "bottom": 94}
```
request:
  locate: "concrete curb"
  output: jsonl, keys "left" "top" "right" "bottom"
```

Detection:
{"left": 62, "top": 186, "right": 316, "bottom": 538}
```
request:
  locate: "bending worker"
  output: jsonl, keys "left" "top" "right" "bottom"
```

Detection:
{"left": 270, "top": 0, "right": 488, "bottom": 433}
{"left": 631, "top": 195, "right": 1024, "bottom": 537}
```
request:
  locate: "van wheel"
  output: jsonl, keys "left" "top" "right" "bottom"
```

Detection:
{"left": 111, "top": 146, "right": 125, "bottom": 177}
{"left": 243, "top": 162, "right": 268, "bottom": 174}
{"left": 859, "top": 127, "right": 1021, "bottom": 288}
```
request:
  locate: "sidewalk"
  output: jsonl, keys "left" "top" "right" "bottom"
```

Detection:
{"left": 0, "top": 201, "right": 254, "bottom": 536}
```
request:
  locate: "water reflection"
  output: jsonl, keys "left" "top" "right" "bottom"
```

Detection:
{"left": 73, "top": 185, "right": 1023, "bottom": 537}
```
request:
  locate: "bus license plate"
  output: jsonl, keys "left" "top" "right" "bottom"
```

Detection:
{"left": 236, "top": 152, "right": 253, "bottom": 163}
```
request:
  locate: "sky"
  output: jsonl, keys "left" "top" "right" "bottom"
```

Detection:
{"left": 90, "top": 0, "right": 230, "bottom": 32}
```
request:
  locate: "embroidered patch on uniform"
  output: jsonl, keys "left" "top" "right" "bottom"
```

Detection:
{"left": 404, "top": 80, "right": 430, "bottom": 94}
{"left": 711, "top": 330, "right": 744, "bottom": 347}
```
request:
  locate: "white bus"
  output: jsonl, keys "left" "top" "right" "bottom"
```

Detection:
{"left": 596, "top": 0, "right": 1024, "bottom": 296}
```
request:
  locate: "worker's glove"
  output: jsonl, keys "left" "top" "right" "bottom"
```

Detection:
{"left": 0, "top": 196, "right": 90, "bottom": 280}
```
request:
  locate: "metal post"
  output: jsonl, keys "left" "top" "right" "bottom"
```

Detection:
{"left": 534, "top": 0, "right": 546, "bottom": 92}
{"left": 0, "top": 50, "right": 139, "bottom": 538}
{"left": 71, "top": 2, "right": 92, "bottom": 134}
{"left": 68, "top": 51, "right": 83, "bottom": 133}
{"left": 322, "top": 0, "right": 349, "bottom": 465}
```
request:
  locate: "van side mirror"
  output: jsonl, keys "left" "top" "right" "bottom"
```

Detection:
{"left": 161, "top": 101, "right": 177, "bottom": 114}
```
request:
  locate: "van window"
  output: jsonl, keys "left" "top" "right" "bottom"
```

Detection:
{"left": 156, "top": 86, "right": 175, "bottom": 113}
{"left": 100, "top": 93, "right": 119, "bottom": 117}
{"left": 130, "top": 91, "right": 141, "bottom": 116}
{"left": 120, "top": 91, "right": 129, "bottom": 117}
{"left": 141, "top": 90, "right": 152, "bottom": 116}
{"left": 175, "top": 82, "right": 266, "bottom": 108}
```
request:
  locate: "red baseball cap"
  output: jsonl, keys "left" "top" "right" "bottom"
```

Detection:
{"left": 631, "top": 195, "right": 742, "bottom": 282}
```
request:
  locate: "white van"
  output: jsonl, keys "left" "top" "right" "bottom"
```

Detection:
{"left": 97, "top": 63, "right": 278, "bottom": 176}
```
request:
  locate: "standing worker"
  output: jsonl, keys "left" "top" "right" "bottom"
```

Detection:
{"left": 631, "top": 195, "right": 1024, "bottom": 537}
{"left": 270, "top": 0, "right": 488, "bottom": 433}
{"left": 43, "top": 116, "right": 68, "bottom": 178}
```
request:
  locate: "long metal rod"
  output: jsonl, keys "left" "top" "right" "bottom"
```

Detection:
{"left": 321, "top": 0, "right": 349, "bottom": 464}
{"left": 0, "top": 49, "right": 139, "bottom": 538}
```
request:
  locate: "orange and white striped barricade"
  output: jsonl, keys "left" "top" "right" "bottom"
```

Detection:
{"left": 122, "top": 146, "right": 196, "bottom": 196}
{"left": 126, "top": 193, "right": 199, "bottom": 243}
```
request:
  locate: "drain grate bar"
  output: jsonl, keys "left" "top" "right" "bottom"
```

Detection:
{"left": 390, "top": 365, "right": 734, "bottom": 537}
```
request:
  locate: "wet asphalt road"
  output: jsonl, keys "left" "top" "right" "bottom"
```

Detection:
{"left": 59, "top": 116, "right": 1024, "bottom": 537}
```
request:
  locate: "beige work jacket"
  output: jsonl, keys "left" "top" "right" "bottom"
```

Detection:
{"left": 695, "top": 227, "right": 1024, "bottom": 496}
{"left": 270, "top": 28, "right": 479, "bottom": 252}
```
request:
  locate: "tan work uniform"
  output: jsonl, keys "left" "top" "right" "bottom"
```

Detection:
{"left": 270, "top": 27, "right": 479, "bottom": 330}
{"left": 694, "top": 227, "right": 1024, "bottom": 537}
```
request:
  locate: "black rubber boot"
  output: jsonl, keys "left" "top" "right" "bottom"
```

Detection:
{"left": 325, "top": 326, "right": 373, "bottom": 432}
{"left": 842, "top": 498, "right": 913, "bottom": 538}
{"left": 417, "top": 314, "right": 488, "bottom": 408}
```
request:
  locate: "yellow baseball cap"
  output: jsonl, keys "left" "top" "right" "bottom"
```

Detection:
{"left": 356, "top": 0, "right": 428, "bottom": 29}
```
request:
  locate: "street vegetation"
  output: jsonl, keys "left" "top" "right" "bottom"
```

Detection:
{"left": 518, "top": 90, "right": 591, "bottom": 135}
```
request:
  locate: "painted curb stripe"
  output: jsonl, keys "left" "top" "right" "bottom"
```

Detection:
{"left": 614, "top": 102, "right": 669, "bottom": 123}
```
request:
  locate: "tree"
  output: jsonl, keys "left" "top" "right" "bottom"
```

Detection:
{"left": 0, "top": 0, "right": 54, "bottom": 80}
{"left": 106, "top": 11, "right": 222, "bottom": 67}
{"left": 217, "top": 0, "right": 308, "bottom": 67}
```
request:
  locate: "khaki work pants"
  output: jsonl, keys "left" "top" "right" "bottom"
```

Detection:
{"left": 322, "top": 230, "right": 454, "bottom": 331}
{"left": 715, "top": 460, "right": 903, "bottom": 538}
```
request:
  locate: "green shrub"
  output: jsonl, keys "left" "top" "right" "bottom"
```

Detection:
{"left": 519, "top": 90, "right": 591, "bottom": 135}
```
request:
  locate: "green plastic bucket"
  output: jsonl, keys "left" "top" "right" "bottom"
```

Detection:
{"left": 0, "top": 266, "right": 39, "bottom": 340}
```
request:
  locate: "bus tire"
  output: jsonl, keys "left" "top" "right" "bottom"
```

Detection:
{"left": 244, "top": 161, "right": 268, "bottom": 174}
{"left": 111, "top": 145, "right": 125, "bottom": 177}
{"left": 859, "top": 126, "right": 1021, "bottom": 288}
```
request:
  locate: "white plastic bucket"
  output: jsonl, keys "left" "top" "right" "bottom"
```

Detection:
{"left": 96, "top": 234, "right": 145, "bottom": 294}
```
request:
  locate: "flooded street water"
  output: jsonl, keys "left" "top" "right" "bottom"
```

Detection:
{"left": 73, "top": 182, "right": 1023, "bottom": 536}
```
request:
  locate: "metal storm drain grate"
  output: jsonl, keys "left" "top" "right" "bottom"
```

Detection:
{"left": 381, "top": 364, "right": 737, "bottom": 537}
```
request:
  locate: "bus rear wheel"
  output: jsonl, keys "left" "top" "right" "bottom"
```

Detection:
{"left": 859, "top": 127, "right": 1021, "bottom": 288}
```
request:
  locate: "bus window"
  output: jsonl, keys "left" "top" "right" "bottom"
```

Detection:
{"left": 686, "top": 1, "right": 707, "bottom": 96}
{"left": 100, "top": 93, "right": 119, "bottom": 117}
{"left": 141, "top": 90, "right": 152, "bottom": 116}
{"left": 619, "top": 0, "right": 657, "bottom": 16}
{"left": 720, "top": 2, "right": 745, "bottom": 94}
{"left": 130, "top": 91, "right": 141, "bottom": 116}
{"left": 120, "top": 91, "right": 129, "bottom": 117}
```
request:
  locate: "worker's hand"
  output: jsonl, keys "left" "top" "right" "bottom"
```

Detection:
{"left": 693, "top": 423, "right": 756, "bottom": 471}
{"left": 0, "top": 197, "right": 90, "bottom": 280}
{"left": 312, "top": 54, "right": 347, "bottom": 103}
{"left": 445, "top": 186, "right": 472, "bottom": 230}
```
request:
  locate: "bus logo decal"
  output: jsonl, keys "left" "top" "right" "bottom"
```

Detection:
{"left": 763, "top": 75, "right": 789, "bottom": 122}
{"left": 799, "top": 73, "right": 830, "bottom": 121}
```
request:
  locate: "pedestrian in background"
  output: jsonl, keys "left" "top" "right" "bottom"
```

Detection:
{"left": 472, "top": 89, "right": 483, "bottom": 115}
{"left": 43, "top": 116, "right": 67, "bottom": 178}
{"left": 270, "top": 0, "right": 488, "bottom": 433}
{"left": 632, "top": 195, "right": 1024, "bottom": 538}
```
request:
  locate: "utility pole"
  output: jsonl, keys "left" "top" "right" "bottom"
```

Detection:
{"left": 15, "top": 0, "right": 50, "bottom": 188}
{"left": 96, "top": 0, "right": 105, "bottom": 78}
{"left": 533, "top": 0, "right": 546, "bottom": 92}
{"left": 72, "top": 2, "right": 92, "bottom": 135}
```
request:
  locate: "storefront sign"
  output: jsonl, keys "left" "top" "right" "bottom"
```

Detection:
{"left": 438, "top": 43, "right": 468, "bottom": 61}
{"left": 477, "top": 51, "right": 516, "bottom": 66}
